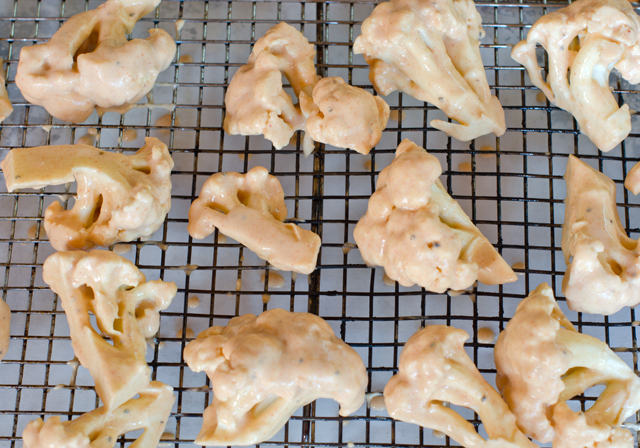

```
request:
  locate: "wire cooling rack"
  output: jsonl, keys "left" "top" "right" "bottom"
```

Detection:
{"left": 1, "top": 0, "right": 640, "bottom": 447}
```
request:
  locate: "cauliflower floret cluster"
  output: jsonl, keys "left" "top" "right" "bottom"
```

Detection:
{"left": 0, "top": 58, "right": 12, "bottom": 123}
{"left": 224, "top": 22, "right": 389, "bottom": 156}
{"left": 43, "top": 250, "right": 177, "bottom": 411}
{"left": 353, "top": 0, "right": 506, "bottom": 141}
{"left": 562, "top": 154, "right": 640, "bottom": 315}
{"left": 183, "top": 308, "right": 368, "bottom": 446}
{"left": 0, "top": 137, "right": 174, "bottom": 251}
{"left": 511, "top": 0, "right": 640, "bottom": 152}
{"left": 15, "top": 0, "right": 176, "bottom": 123}
{"left": 22, "top": 381, "right": 174, "bottom": 448}
{"left": 188, "top": 166, "right": 321, "bottom": 274}
{"left": 494, "top": 283, "right": 640, "bottom": 446}
{"left": 354, "top": 139, "right": 516, "bottom": 293}
{"left": 384, "top": 325, "right": 536, "bottom": 448}
{"left": 300, "top": 77, "right": 390, "bottom": 155}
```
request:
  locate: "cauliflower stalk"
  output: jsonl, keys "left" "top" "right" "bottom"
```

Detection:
{"left": 188, "top": 166, "right": 321, "bottom": 274}
{"left": 384, "top": 325, "right": 536, "bottom": 448}
{"left": 494, "top": 283, "right": 640, "bottom": 446}
{"left": 183, "top": 309, "right": 368, "bottom": 446}
{"left": 561, "top": 154, "right": 640, "bottom": 315}
{"left": 353, "top": 0, "right": 506, "bottom": 141}
{"left": 15, "top": 0, "right": 176, "bottom": 124}
{"left": 353, "top": 139, "right": 516, "bottom": 293}
{"left": 43, "top": 250, "right": 177, "bottom": 411}
{"left": 511, "top": 0, "right": 640, "bottom": 152}
{"left": 0, "top": 137, "right": 174, "bottom": 251}
{"left": 22, "top": 381, "right": 174, "bottom": 448}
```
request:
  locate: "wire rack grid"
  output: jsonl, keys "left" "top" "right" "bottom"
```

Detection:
{"left": 0, "top": 0, "right": 639, "bottom": 447}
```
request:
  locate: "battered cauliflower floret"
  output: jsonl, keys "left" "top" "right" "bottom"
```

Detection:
{"left": 561, "top": 154, "right": 640, "bottom": 315}
{"left": 511, "top": 0, "right": 640, "bottom": 152}
{"left": 15, "top": 0, "right": 176, "bottom": 123}
{"left": 42, "top": 250, "right": 177, "bottom": 411}
{"left": 22, "top": 381, "right": 174, "bottom": 448}
{"left": 624, "top": 160, "right": 640, "bottom": 195}
{"left": 494, "top": 283, "right": 640, "bottom": 445}
{"left": 188, "top": 166, "right": 321, "bottom": 274}
{"left": 353, "top": 139, "right": 516, "bottom": 293}
{"left": 353, "top": 0, "right": 506, "bottom": 141}
{"left": 223, "top": 22, "right": 317, "bottom": 153}
{"left": 300, "top": 77, "right": 390, "bottom": 155}
{"left": 384, "top": 325, "right": 536, "bottom": 448}
{"left": 183, "top": 309, "right": 367, "bottom": 446}
{"left": 1, "top": 137, "right": 174, "bottom": 251}
{"left": 0, "top": 58, "right": 12, "bottom": 123}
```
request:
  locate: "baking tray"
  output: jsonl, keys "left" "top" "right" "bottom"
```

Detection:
{"left": 0, "top": 0, "right": 639, "bottom": 447}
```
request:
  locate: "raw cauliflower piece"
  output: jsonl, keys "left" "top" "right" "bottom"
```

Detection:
{"left": 15, "top": 0, "right": 176, "bottom": 123}
{"left": 353, "top": 0, "right": 506, "bottom": 141}
{"left": 188, "top": 166, "right": 321, "bottom": 274}
{"left": 511, "top": 0, "right": 640, "bottom": 152}
{"left": 22, "top": 381, "right": 174, "bottom": 448}
{"left": 384, "top": 325, "right": 536, "bottom": 448}
{"left": 43, "top": 250, "right": 177, "bottom": 411}
{"left": 1, "top": 137, "right": 174, "bottom": 251}
{"left": 300, "top": 77, "right": 390, "bottom": 155}
{"left": 353, "top": 139, "right": 516, "bottom": 293}
{"left": 0, "top": 58, "right": 12, "bottom": 123}
{"left": 562, "top": 154, "right": 640, "bottom": 315}
{"left": 183, "top": 309, "right": 368, "bottom": 446}
{"left": 494, "top": 283, "right": 640, "bottom": 445}
{"left": 224, "top": 22, "right": 316, "bottom": 153}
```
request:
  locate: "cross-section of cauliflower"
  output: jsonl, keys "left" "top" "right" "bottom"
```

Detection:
{"left": 512, "top": 0, "right": 640, "bottom": 152}
{"left": 183, "top": 309, "right": 367, "bottom": 446}
{"left": 561, "top": 154, "right": 640, "bottom": 315}
{"left": 353, "top": 0, "right": 506, "bottom": 141}
{"left": 43, "top": 250, "right": 177, "bottom": 411}
{"left": 494, "top": 283, "right": 640, "bottom": 445}
{"left": 15, "top": 0, "right": 176, "bottom": 123}
{"left": 384, "top": 325, "right": 536, "bottom": 448}
{"left": 188, "top": 166, "right": 321, "bottom": 274}
{"left": 1, "top": 137, "right": 174, "bottom": 251}
{"left": 0, "top": 58, "right": 12, "bottom": 123}
{"left": 223, "top": 22, "right": 317, "bottom": 153}
{"left": 22, "top": 381, "right": 174, "bottom": 448}
{"left": 299, "top": 77, "right": 390, "bottom": 155}
{"left": 353, "top": 139, "right": 516, "bottom": 293}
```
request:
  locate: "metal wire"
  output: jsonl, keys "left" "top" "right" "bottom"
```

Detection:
{"left": 0, "top": 0, "right": 639, "bottom": 447}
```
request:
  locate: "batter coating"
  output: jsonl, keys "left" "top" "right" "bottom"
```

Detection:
{"left": 354, "top": 139, "right": 516, "bottom": 293}
{"left": 1, "top": 137, "right": 174, "bottom": 251}
{"left": 188, "top": 166, "right": 321, "bottom": 274}
{"left": 22, "top": 381, "right": 175, "bottom": 448}
{"left": 15, "top": 0, "right": 176, "bottom": 123}
{"left": 0, "top": 58, "right": 12, "bottom": 123}
{"left": 43, "top": 250, "right": 177, "bottom": 411}
{"left": 353, "top": 0, "right": 506, "bottom": 141}
{"left": 512, "top": 0, "right": 640, "bottom": 152}
{"left": 183, "top": 309, "right": 367, "bottom": 446}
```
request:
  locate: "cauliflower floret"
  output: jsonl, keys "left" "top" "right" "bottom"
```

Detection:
{"left": 552, "top": 403, "right": 634, "bottom": 448}
{"left": 188, "top": 166, "right": 321, "bottom": 274}
{"left": 561, "top": 154, "right": 640, "bottom": 315}
{"left": 494, "top": 283, "right": 640, "bottom": 445}
{"left": 22, "top": 381, "right": 174, "bottom": 448}
{"left": 353, "top": 0, "right": 506, "bottom": 141}
{"left": 299, "top": 77, "right": 390, "bottom": 155}
{"left": 42, "top": 250, "right": 177, "bottom": 411}
{"left": 624, "top": 160, "right": 640, "bottom": 195}
{"left": 353, "top": 139, "right": 516, "bottom": 293}
{"left": 183, "top": 309, "right": 368, "bottom": 446}
{"left": 15, "top": 0, "right": 176, "bottom": 123}
{"left": 384, "top": 325, "right": 536, "bottom": 448}
{"left": 0, "top": 58, "right": 12, "bottom": 123}
{"left": 224, "top": 22, "right": 316, "bottom": 153}
{"left": 511, "top": 0, "right": 640, "bottom": 152}
{"left": 1, "top": 137, "right": 174, "bottom": 251}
